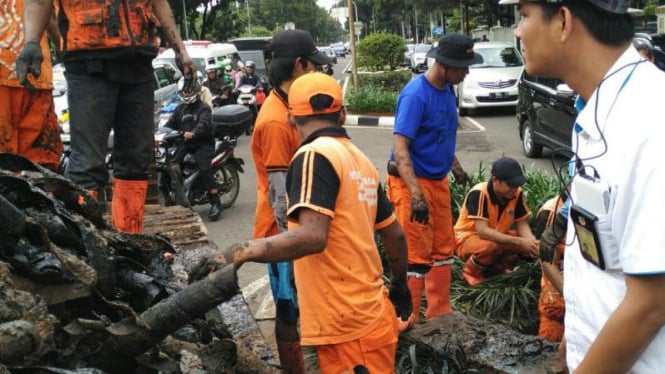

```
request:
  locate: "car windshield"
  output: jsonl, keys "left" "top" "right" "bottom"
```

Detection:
{"left": 415, "top": 44, "right": 431, "bottom": 53}
{"left": 471, "top": 47, "right": 523, "bottom": 68}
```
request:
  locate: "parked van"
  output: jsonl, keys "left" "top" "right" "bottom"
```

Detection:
{"left": 155, "top": 42, "right": 241, "bottom": 74}
{"left": 231, "top": 37, "right": 272, "bottom": 78}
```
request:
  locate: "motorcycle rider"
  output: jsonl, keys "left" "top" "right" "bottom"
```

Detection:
{"left": 238, "top": 61, "right": 260, "bottom": 87}
{"left": 163, "top": 77, "right": 222, "bottom": 221}
{"left": 203, "top": 63, "right": 225, "bottom": 96}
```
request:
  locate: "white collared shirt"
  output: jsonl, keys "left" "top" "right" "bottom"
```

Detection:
{"left": 564, "top": 46, "right": 665, "bottom": 372}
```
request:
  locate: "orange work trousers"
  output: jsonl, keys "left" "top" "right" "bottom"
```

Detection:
{"left": 386, "top": 175, "right": 456, "bottom": 265}
{"left": 316, "top": 295, "right": 399, "bottom": 374}
{"left": 538, "top": 278, "right": 565, "bottom": 342}
{"left": 0, "top": 86, "right": 62, "bottom": 170}
{"left": 456, "top": 233, "right": 523, "bottom": 274}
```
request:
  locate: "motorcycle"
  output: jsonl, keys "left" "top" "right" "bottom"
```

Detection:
{"left": 154, "top": 105, "right": 252, "bottom": 211}
{"left": 236, "top": 84, "right": 260, "bottom": 135}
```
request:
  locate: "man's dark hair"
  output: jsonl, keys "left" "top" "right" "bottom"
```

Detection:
{"left": 267, "top": 56, "right": 298, "bottom": 88}
{"left": 293, "top": 111, "right": 341, "bottom": 126}
{"left": 541, "top": 0, "right": 633, "bottom": 46}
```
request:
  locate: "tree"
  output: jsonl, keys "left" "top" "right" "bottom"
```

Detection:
{"left": 356, "top": 32, "right": 405, "bottom": 71}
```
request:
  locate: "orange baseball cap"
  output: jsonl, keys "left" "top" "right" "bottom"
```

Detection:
{"left": 288, "top": 72, "right": 343, "bottom": 116}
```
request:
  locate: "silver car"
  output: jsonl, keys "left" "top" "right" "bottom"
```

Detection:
{"left": 456, "top": 42, "right": 524, "bottom": 116}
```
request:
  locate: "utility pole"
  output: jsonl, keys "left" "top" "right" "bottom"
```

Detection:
{"left": 348, "top": 0, "right": 358, "bottom": 93}
{"left": 182, "top": 0, "right": 189, "bottom": 40}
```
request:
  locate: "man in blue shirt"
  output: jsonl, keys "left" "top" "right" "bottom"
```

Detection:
{"left": 387, "top": 34, "right": 480, "bottom": 322}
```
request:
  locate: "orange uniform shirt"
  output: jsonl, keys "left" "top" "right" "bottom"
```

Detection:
{"left": 0, "top": 0, "right": 53, "bottom": 89}
{"left": 286, "top": 127, "right": 396, "bottom": 346}
{"left": 250, "top": 90, "right": 301, "bottom": 238}
{"left": 454, "top": 181, "right": 530, "bottom": 244}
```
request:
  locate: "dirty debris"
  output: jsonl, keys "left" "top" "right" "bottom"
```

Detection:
{"left": 0, "top": 153, "right": 275, "bottom": 373}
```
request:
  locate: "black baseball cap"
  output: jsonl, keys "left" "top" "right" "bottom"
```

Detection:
{"left": 427, "top": 34, "right": 483, "bottom": 68}
{"left": 498, "top": 0, "right": 630, "bottom": 14}
{"left": 270, "top": 29, "right": 332, "bottom": 66}
{"left": 491, "top": 157, "right": 528, "bottom": 187}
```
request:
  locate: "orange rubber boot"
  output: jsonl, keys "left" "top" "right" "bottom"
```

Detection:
{"left": 276, "top": 340, "right": 305, "bottom": 374}
{"left": 111, "top": 178, "right": 148, "bottom": 233}
{"left": 407, "top": 276, "right": 425, "bottom": 323}
{"left": 425, "top": 263, "right": 452, "bottom": 319}
{"left": 462, "top": 256, "right": 486, "bottom": 286}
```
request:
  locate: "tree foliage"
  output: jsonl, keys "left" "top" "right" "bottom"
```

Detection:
{"left": 356, "top": 33, "right": 405, "bottom": 71}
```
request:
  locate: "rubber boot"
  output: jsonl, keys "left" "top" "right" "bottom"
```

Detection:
{"left": 111, "top": 178, "right": 148, "bottom": 233}
{"left": 425, "top": 263, "right": 452, "bottom": 319}
{"left": 462, "top": 256, "right": 486, "bottom": 286}
{"left": 407, "top": 275, "right": 425, "bottom": 323}
{"left": 276, "top": 340, "right": 305, "bottom": 374}
{"left": 208, "top": 193, "right": 221, "bottom": 221}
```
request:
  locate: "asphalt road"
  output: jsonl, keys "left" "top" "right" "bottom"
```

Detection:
{"left": 194, "top": 56, "right": 568, "bottom": 350}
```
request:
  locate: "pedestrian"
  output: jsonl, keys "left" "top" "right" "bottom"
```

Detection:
{"left": 18, "top": 0, "right": 196, "bottom": 233}
{"left": 220, "top": 72, "right": 412, "bottom": 373}
{"left": 387, "top": 33, "right": 474, "bottom": 322}
{"left": 454, "top": 157, "right": 538, "bottom": 285}
{"left": 163, "top": 77, "right": 221, "bottom": 221}
{"left": 501, "top": 0, "right": 665, "bottom": 370}
{"left": 2, "top": 0, "right": 62, "bottom": 171}
{"left": 249, "top": 29, "right": 332, "bottom": 373}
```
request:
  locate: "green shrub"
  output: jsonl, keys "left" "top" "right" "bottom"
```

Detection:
{"left": 345, "top": 85, "right": 399, "bottom": 113}
{"left": 358, "top": 70, "right": 411, "bottom": 92}
{"left": 357, "top": 32, "right": 406, "bottom": 71}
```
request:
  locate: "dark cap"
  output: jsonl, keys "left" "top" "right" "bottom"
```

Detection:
{"left": 270, "top": 29, "right": 332, "bottom": 66}
{"left": 491, "top": 157, "right": 528, "bottom": 187}
{"left": 498, "top": 0, "right": 630, "bottom": 14}
{"left": 427, "top": 34, "right": 483, "bottom": 68}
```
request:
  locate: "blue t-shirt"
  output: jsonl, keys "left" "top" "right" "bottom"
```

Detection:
{"left": 392, "top": 74, "right": 458, "bottom": 180}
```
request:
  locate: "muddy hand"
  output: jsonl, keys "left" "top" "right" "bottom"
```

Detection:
{"left": 16, "top": 41, "right": 43, "bottom": 91}
{"left": 410, "top": 195, "right": 429, "bottom": 224}
{"left": 175, "top": 50, "right": 196, "bottom": 78}
{"left": 188, "top": 251, "right": 234, "bottom": 283}
{"left": 389, "top": 280, "right": 413, "bottom": 321}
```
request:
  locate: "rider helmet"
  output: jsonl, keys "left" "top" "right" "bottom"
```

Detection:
{"left": 224, "top": 65, "right": 233, "bottom": 73}
{"left": 245, "top": 61, "right": 256, "bottom": 69}
{"left": 633, "top": 37, "right": 654, "bottom": 60}
{"left": 177, "top": 76, "right": 201, "bottom": 105}
{"left": 205, "top": 63, "right": 217, "bottom": 73}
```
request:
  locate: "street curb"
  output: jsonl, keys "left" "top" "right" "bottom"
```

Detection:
{"left": 341, "top": 75, "right": 395, "bottom": 128}
{"left": 345, "top": 114, "right": 395, "bottom": 127}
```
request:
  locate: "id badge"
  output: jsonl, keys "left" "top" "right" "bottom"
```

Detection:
{"left": 570, "top": 204, "right": 605, "bottom": 270}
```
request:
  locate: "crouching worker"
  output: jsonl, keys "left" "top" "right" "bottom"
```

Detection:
{"left": 533, "top": 193, "right": 568, "bottom": 342}
{"left": 454, "top": 157, "right": 538, "bottom": 285}
{"left": 203, "top": 72, "right": 413, "bottom": 373}
{"left": 163, "top": 76, "right": 221, "bottom": 221}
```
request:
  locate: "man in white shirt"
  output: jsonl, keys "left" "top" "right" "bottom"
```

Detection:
{"left": 500, "top": 0, "right": 665, "bottom": 372}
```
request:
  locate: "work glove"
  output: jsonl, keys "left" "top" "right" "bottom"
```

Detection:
{"left": 389, "top": 279, "right": 413, "bottom": 321}
{"left": 16, "top": 41, "right": 43, "bottom": 91}
{"left": 410, "top": 195, "right": 429, "bottom": 224}
{"left": 539, "top": 212, "right": 567, "bottom": 263}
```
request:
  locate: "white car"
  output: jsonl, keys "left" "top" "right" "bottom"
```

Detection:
{"left": 410, "top": 44, "right": 433, "bottom": 73}
{"left": 456, "top": 43, "right": 524, "bottom": 116}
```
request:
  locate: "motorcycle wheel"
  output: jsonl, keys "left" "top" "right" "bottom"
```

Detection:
{"left": 214, "top": 163, "right": 240, "bottom": 209}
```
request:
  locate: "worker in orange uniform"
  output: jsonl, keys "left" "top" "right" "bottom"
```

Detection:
{"left": 454, "top": 157, "right": 539, "bottom": 285}
{"left": 250, "top": 29, "right": 332, "bottom": 373}
{"left": 533, "top": 194, "right": 567, "bottom": 341}
{"left": 18, "top": 0, "right": 196, "bottom": 233}
{"left": 1, "top": 0, "right": 62, "bottom": 170}
{"left": 387, "top": 34, "right": 476, "bottom": 323}
{"left": 220, "top": 72, "right": 412, "bottom": 373}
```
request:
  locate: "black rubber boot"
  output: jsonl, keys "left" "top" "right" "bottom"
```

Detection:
{"left": 208, "top": 193, "right": 221, "bottom": 221}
